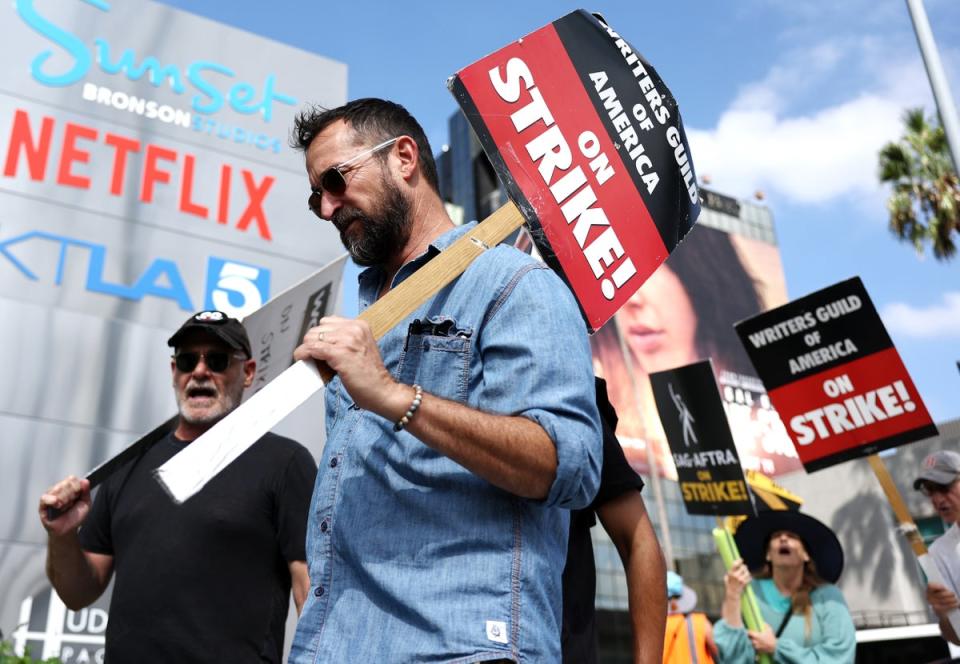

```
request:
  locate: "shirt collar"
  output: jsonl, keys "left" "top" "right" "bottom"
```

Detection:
{"left": 757, "top": 577, "right": 792, "bottom": 613}
{"left": 356, "top": 222, "right": 478, "bottom": 308}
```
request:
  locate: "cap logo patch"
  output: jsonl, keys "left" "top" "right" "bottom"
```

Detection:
{"left": 194, "top": 311, "right": 225, "bottom": 322}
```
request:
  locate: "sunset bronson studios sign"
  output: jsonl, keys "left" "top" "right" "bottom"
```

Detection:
{"left": 0, "top": 0, "right": 347, "bottom": 321}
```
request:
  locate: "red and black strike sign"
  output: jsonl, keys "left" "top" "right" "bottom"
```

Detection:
{"left": 448, "top": 10, "right": 700, "bottom": 333}
{"left": 651, "top": 361, "right": 756, "bottom": 517}
{"left": 734, "top": 277, "right": 937, "bottom": 472}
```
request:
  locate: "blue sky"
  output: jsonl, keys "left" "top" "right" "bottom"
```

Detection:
{"left": 156, "top": 0, "right": 960, "bottom": 422}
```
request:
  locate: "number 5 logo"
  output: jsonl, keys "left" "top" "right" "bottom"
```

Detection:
{"left": 204, "top": 258, "right": 270, "bottom": 319}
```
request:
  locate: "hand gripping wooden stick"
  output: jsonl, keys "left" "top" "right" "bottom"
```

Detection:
{"left": 45, "top": 416, "right": 177, "bottom": 521}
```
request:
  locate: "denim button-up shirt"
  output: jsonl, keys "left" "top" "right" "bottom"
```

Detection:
{"left": 290, "top": 223, "right": 602, "bottom": 663}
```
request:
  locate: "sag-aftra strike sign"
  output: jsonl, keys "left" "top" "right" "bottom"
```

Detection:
{"left": 651, "top": 361, "right": 755, "bottom": 516}
{"left": 735, "top": 277, "right": 937, "bottom": 472}
{"left": 449, "top": 10, "right": 700, "bottom": 332}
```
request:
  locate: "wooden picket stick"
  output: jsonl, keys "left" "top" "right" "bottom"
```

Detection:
{"left": 866, "top": 453, "right": 960, "bottom": 636}
{"left": 867, "top": 454, "right": 926, "bottom": 556}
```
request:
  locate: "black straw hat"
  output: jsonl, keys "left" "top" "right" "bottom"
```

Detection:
{"left": 734, "top": 511, "right": 844, "bottom": 583}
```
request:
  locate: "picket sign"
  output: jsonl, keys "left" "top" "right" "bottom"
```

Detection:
{"left": 650, "top": 360, "right": 756, "bottom": 517}
{"left": 734, "top": 277, "right": 957, "bottom": 637}
{"left": 157, "top": 9, "right": 702, "bottom": 502}
{"left": 241, "top": 254, "right": 348, "bottom": 397}
{"left": 734, "top": 277, "right": 937, "bottom": 473}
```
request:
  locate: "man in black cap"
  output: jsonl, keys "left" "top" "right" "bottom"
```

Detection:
{"left": 38, "top": 310, "right": 317, "bottom": 663}
{"left": 914, "top": 450, "right": 960, "bottom": 645}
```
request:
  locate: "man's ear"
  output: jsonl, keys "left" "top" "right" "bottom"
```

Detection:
{"left": 243, "top": 358, "right": 256, "bottom": 388}
{"left": 393, "top": 135, "right": 420, "bottom": 182}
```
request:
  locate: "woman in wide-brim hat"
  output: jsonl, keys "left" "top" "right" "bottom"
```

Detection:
{"left": 713, "top": 511, "right": 856, "bottom": 663}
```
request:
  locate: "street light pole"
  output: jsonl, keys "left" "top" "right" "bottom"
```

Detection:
{"left": 905, "top": 0, "right": 960, "bottom": 172}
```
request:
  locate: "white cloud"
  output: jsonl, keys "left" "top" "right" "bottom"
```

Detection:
{"left": 686, "top": 35, "right": 950, "bottom": 205}
{"left": 881, "top": 292, "right": 960, "bottom": 338}
{"left": 731, "top": 41, "right": 848, "bottom": 115}
{"left": 688, "top": 94, "right": 904, "bottom": 204}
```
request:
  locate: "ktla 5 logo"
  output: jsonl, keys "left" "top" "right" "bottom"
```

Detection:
{"left": 204, "top": 258, "right": 269, "bottom": 317}
{"left": 0, "top": 230, "right": 269, "bottom": 318}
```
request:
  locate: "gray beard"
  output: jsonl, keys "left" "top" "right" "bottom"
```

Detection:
{"left": 176, "top": 385, "right": 241, "bottom": 427}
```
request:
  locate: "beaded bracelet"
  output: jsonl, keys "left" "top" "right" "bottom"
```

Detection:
{"left": 394, "top": 384, "right": 423, "bottom": 431}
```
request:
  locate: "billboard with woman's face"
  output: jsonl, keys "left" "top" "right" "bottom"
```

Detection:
{"left": 591, "top": 221, "right": 803, "bottom": 479}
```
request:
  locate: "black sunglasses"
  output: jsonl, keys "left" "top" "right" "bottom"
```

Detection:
{"left": 307, "top": 137, "right": 399, "bottom": 218}
{"left": 173, "top": 351, "right": 245, "bottom": 373}
{"left": 919, "top": 478, "right": 959, "bottom": 497}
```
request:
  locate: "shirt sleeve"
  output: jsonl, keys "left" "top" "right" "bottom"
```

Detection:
{"left": 713, "top": 619, "right": 756, "bottom": 664}
{"left": 773, "top": 585, "right": 857, "bottom": 664}
{"left": 930, "top": 532, "right": 960, "bottom": 597}
{"left": 273, "top": 442, "right": 318, "bottom": 563}
{"left": 589, "top": 378, "right": 644, "bottom": 511}
{"left": 77, "top": 483, "right": 114, "bottom": 555}
{"left": 477, "top": 262, "right": 602, "bottom": 510}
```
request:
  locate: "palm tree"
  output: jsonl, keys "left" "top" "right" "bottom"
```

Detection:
{"left": 878, "top": 108, "right": 960, "bottom": 260}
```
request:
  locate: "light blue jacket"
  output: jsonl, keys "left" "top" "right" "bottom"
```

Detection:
{"left": 290, "top": 223, "right": 603, "bottom": 663}
{"left": 714, "top": 578, "right": 856, "bottom": 663}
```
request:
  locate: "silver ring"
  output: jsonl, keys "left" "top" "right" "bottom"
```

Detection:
{"left": 317, "top": 330, "right": 325, "bottom": 343}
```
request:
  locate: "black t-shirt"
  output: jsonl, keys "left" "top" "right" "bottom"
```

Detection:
{"left": 561, "top": 379, "right": 645, "bottom": 664}
{"left": 79, "top": 431, "right": 317, "bottom": 663}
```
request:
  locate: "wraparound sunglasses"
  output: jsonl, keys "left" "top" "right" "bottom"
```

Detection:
{"left": 307, "top": 137, "right": 400, "bottom": 218}
{"left": 173, "top": 351, "right": 245, "bottom": 373}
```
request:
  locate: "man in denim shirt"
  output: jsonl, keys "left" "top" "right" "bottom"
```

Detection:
{"left": 288, "top": 98, "right": 602, "bottom": 662}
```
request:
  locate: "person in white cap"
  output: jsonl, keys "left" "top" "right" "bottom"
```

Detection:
{"left": 914, "top": 450, "right": 960, "bottom": 645}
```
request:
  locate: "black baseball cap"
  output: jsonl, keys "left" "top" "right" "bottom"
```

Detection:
{"left": 167, "top": 310, "right": 251, "bottom": 358}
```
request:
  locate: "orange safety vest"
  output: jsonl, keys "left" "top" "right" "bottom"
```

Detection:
{"left": 662, "top": 612, "right": 715, "bottom": 664}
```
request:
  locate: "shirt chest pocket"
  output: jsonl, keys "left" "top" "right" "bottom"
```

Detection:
{"left": 395, "top": 317, "right": 472, "bottom": 404}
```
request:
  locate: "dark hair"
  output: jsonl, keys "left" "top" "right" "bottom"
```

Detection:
{"left": 665, "top": 225, "right": 764, "bottom": 375}
{"left": 588, "top": 224, "right": 768, "bottom": 451}
{"left": 291, "top": 98, "right": 440, "bottom": 194}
